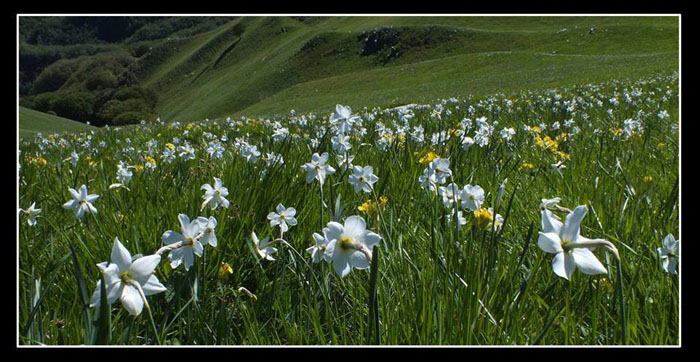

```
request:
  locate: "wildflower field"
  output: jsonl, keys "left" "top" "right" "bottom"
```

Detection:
{"left": 18, "top": 72, "right": 679, "bottom": 345}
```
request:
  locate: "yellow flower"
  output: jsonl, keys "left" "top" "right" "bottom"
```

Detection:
{"left": 643, "top": 176, "right": 653, "bottom": 183}
{"left": 134, "top": 165, "right": 145, "bottom": 172}
{"left": 379, "top": 196, "right": 389, "bottom": 206}
{"left": 218, "top": 262, "right": 233, "bottom": 280}
{"left": 657, "top": 142, "right": 666, "bottom": 148}
{"left": 534, "top": 135, "right": 544, "bottom": 148}
{"left": 36, "top": 157, "right": 47, "bottom": 167}
{"left": 166, "top": 143, "right": 175, "bottom": 150}
{"left": 473, "top": 208, "right": 493, "bottom": 230}
{"left": 543, "top": 136, "right": 559, "bottom": 151}
{"left": 529, "top": 126, "right": 542, "bottom": 134}
{"left": 609, "top": 128, "right": 623, "bottom": 137}
{"left": 556, "top": 132, "right": 569, "bottom": 142}
{"left": 419, "top": 152, "right": 439, "bottom": 165}
{"left": 521, "top": 162, "right": 534, "bottom": 171}
{"left": 556, "top": 151, "right": 571, "bottom": 161}
{"left": 144, "top": 156, "right": 156, "bottom": 166}
{"left": 115, "top": 212, "right": 127, "bottom": 222}
{"left": 397, "top": 135, "right": 406, "bottom": 147}
{"left": 358, "top": 199, "right": 377, "bottom": 218}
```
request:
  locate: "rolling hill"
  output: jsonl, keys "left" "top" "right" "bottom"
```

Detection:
{"left": 19, "top": 16, "right": 679, "bottom": 127}
{"left": 19, "top": 106, "right": 95, "bottom": 138}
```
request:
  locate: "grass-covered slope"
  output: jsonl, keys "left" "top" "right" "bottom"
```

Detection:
{"left": 19, "top": 106, "right": 95, "bottom": 138}
{"left": 135, "top": 16, "right": 678, "bottom": 120}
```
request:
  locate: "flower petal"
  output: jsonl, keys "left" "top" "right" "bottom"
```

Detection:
{"left": 560, "top": 205, "right": 587, "bottom": 242}
{"left": 162, "top": 230, "right": 184, "bottom": 245}
{"left": 362, "top": 232, "right": 382, "bottom": 249}
{"left": 552, "top": 252, "right": 569, "bottom": 279}
{"left": 142, "top": 275, "right": 167, "bottom": 296}
{"left": 333, "top": 253, "right": 352, "bottom": 277}
{"left": 541, "top": 209, "right": 563, "bottom": 235}
{"left": 111, "top": 238, "right": 132, "bottom": 271}
{"left": 349, "top": 250, "right": 370, "bottom": 270}
{"left": 537, "top": 232, "right": 563, "bottom": 254}
{"left": 344, "top": 216, "right": 367, "bottom": 239}
{"left": 130, "top": 255, "right": 161, "bottom": 285}
{"left": 572, "top": 248, "right": 607, "bottom": 275}
{"left": 120, "top": 285, "right": 144, "bottom": 316}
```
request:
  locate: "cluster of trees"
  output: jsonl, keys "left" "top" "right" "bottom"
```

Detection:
{"left": 19, "top": 16, "right": 236, "bottom": 126}
{"left": 20, "top": 51, "right": 157, "bottom": 126}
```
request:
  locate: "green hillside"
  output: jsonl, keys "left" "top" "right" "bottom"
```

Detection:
{"left": 19, "top": 106, "right": 95, "bottom": 138}
{"left": 137, "top": 16, "right": 679, "bottom": 120}
{"left": 19, "top": 16, "right": 679, "bottom": 125}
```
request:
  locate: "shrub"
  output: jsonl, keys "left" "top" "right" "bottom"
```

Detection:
{"left": 130, "top": 43, "right": 151, "bottom": 58}
{"left": 32, "top": 59, "right": 76, "bottom": 93}
{"left": 112, "top": 111, "right": 146, "bottom": 126}
{"left": 51, "top": 91, "right": 95, "bottom": 123}
{"left": 30, "top": 92, "right": 59, "bottom": 112}
{"left": 85, "top": 71, "right": 119, "bottom": 91}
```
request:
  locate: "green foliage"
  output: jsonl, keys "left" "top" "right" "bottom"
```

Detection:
{"left": 125, "top": 17, "right": 235, "bottom": 43}
{"left": 51, "top": 91, "right": 95, "bottom": 123}
{"left": 85, "top": 71, "right": 119, "bottom": 91}
{"left": 17, "top": 74, "right": 679, "bottom": 345}
{"left": 112, "top": 111, "right": 147, "bottom": 126}
{"left": 32, "top": 59, "right": 78, "bottom": 94}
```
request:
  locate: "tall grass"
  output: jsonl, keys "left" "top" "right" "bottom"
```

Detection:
{"left": 18, "top": 72, "right": 679, "bottom": 345}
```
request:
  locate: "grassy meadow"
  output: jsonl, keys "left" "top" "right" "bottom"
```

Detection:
{"left": 19, "top": 107, "right": 95, "bottom": 139}
{"left": 18, "top": 69, "right": 679, "bottom": 345}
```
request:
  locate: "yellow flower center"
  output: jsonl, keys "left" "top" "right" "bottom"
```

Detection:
{"left": 119, "top": 271, "right": 133, "bottom": 283}
{"left": 340, "top": 236, "right": 354, "bottom": 250}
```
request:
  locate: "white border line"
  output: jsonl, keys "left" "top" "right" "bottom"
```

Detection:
{"left": 16, "top": 13, "right": 681, "bottom": 348}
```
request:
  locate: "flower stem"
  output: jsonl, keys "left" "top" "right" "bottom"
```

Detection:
{"left": 369, "top": 183, "right": 393, "bottom": 249}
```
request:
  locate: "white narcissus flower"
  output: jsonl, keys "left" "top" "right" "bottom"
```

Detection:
{"left": 461, "top": 136, "right": 475, "bottom": 150}
{"left": 19, "top": 202, "right": 42, "bottom": 226}
{"left": 267, "top": 203, "right": 298, "bottom": 233}
{"left": 537, "top": 206, "right": 612, "bottom": 280}
{"left": 438, "top": 183, "right": 461, "bottom": 209}
{"left": 461, "top": 184, "right": 485, "bottom": 211}
{"left": 201, "top": 177, "right": 230, "bottom": 210}
{"left": 162, "top": 147, "right": 176, "bottom": 163}
{"left": 307, "top": 229, "right": 332, "bottom": 264}
{"left": 116, "top": 165, "right": 133, "bottom": 185}
{"left": 196, "top": 216, "right": 218, "bottom": 247}
{"left": 550, "top": 161, "right": 566, "bottom": 177}
{"left": 500, "top": 127, "right": 516, "bottom": 141}
{"left": 62, "top": 184, "right": 99, "bottom": 219}
{"left": 161, "top": 214, "right": 203, "bottom": 271}
{"left": 331, "top": 134, "right": 352, "bottom": 154}
{"left": 429, "top": 158, "right": 452, "bottom": 184}
{"left": 324, "top": 216, "right": 382, "bottom": 278}
{"left": 252, "top": 231, "right": 277, "bottom": 261}
{"left": 337, "top": 153, "right": 355, "bottom": 172}
{"left": 89, "top": 237, "right": 166, "bottom": 316}
{"left": 418, "top": 167, "right": 438, "bottom": 192}
{"left": 301, "top": 152, "right": 336, "bottom": 186}
{"left": 540, "top": 197, "right": 562, "bottom": 211}
{"left": 657, "top": 234, "right": 679, "bottom": 275}
{"left": 329, "top": 104, "right": 360, "bottom": 133}
{"left": 348, "top": 165, "right": 379, "bottom": 193}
